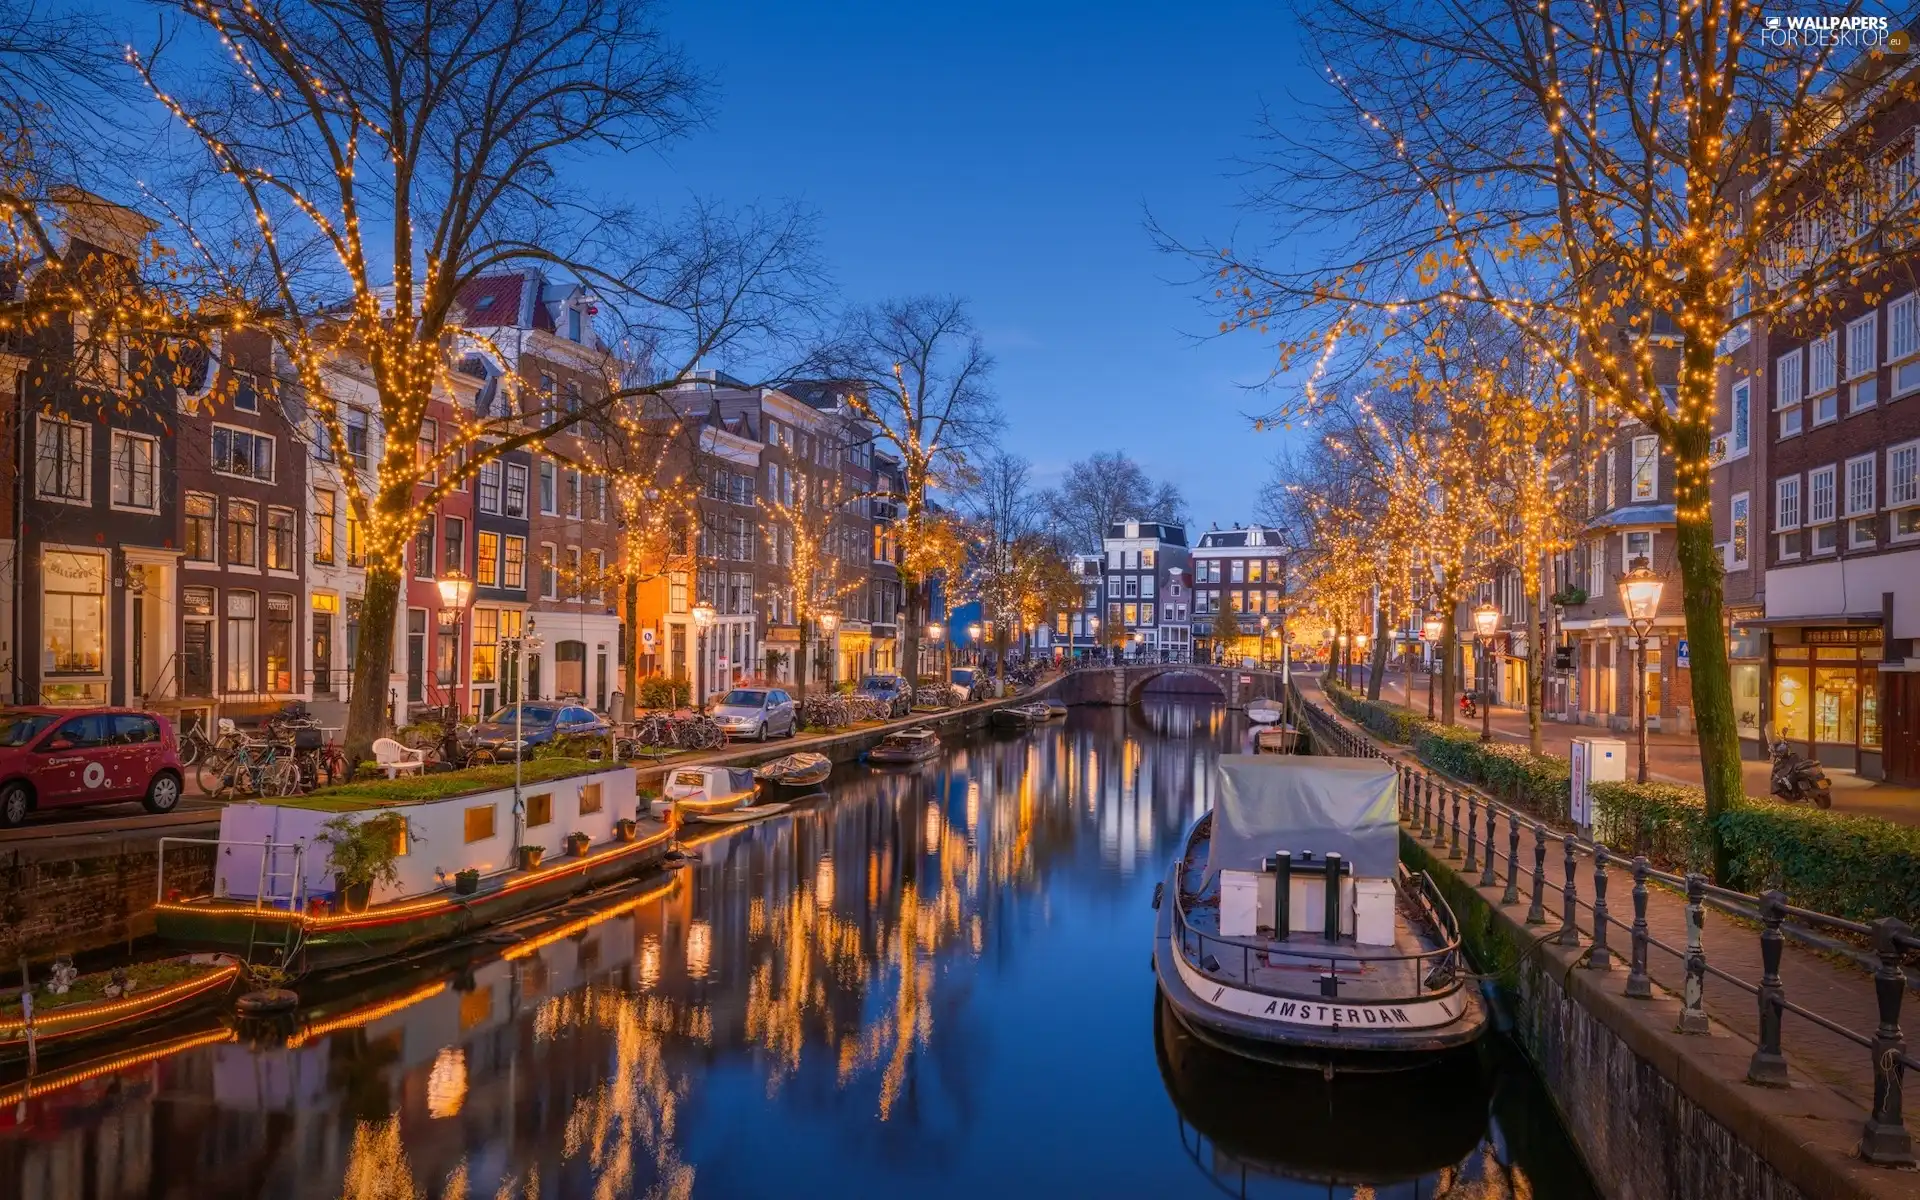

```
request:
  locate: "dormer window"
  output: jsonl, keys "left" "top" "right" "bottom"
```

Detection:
{"left": 568, "top": 307, "right": 583, "bottom": 343}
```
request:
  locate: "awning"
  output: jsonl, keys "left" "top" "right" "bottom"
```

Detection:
{"left": 1730, "top": 613, "right": 1883, "bottom": 629}
{"left": 1584, "top": 504, "right": 1677, "bottom": 531}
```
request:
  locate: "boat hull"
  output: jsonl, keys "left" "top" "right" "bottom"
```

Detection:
{"left": 0, "top": 955, "right": 240, "bottom": 1064}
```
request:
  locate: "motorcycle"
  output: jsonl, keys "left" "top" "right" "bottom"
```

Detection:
{"left": 1458, "top": 691, "right": 1479, "bottom": 719}
{"left": 1770, "top": 739, "right": 1832, "bottom": 808}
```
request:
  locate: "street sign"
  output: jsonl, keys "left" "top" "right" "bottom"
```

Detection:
{"left": 640, "top": 628, "right": 656, "bottom": 647}
{"left": 1677, "top": 639, "right": 1690, "bottom": 669}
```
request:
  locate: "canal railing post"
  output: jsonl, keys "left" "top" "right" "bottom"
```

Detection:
{"left": 1527, "top": 823, "right": 1548, "bottom": 925}
{"left": 1463, "top": 795, "right": 1479, "bottom": 874}
{"left": 1433, "top": 786, "right": 1450, "bottom": 850}
{"left": 1420, "top": 773, "right": 1433, "bottom": 837}
{"left": 1680, "top": 873, "right": 1710, "bottom": 1033}
{"left": 1861, "top": 917, "right": 1916, "bottom": 1166}
{"left": 1480, "top": 804, "right": 1498, "bottom": 889}
{"left": 1748, "top": 890, "right": 1791, "bottom": 1086}
{"left": 1502, "top": 814, "right": 1522, "bottom": 906}
{"left": 1587, "top": 845, "right": 1612, "bottom": 970}
{"left": 1448, "top": 790, "right": 1463, "bottom": 860}
{"left": 1626, "top": 857, "right": 1652, "bottom": 998}
{"left": 1557, "top": 834, "right": 1581, "bottom": 947}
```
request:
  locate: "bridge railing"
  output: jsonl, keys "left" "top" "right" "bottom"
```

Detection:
{"left": 1293, "top": 682, "right": 1919, "bottom": 1168}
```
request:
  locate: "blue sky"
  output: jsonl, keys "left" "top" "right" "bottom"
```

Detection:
{"left": 646, "top": 0, "right": 1315, "bottom": 532}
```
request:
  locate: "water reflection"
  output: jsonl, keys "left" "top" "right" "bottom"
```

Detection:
{"left": 1, "top": 701, "right": 1591, "bottom": 1199}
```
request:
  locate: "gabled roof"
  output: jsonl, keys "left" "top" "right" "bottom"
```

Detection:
{"left": 453, "top": 274, "right": 528, "bottom": 326}
{"left": 1196, "top": 524, "right": 1287, "bottom": 551}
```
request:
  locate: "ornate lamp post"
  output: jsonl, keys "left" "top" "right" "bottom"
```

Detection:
{"left": 1354, "top": 630, "right": 1370, "bottom": 690}
{"left": 434, "top": 569, "right": 474, "bottom": 717}
{"left": 497, "top": 619, "right": 542, "bottom": 847}
{"left": 1260, "top": 615, "right": 1271, "bottom": 670}
{"left": 1422, "top": 615, "right": 1444, "bottom": 719}
{"left": 1618, "top": 556, "right": 1664, "bottom": 784}
{"left": 1087, "top": 616, "right": 1100, "bottom": 664}
{"left": 691, "top": 603, "right": 716, "bottom": 710}
{"left": 1472, "top": 601, "right": 1501, "bottom": 743}
{"left": 928, "top": 622, "right": 945, "bottom": 684}
{"left": 968, "top": 622, "right": 983, "bottom": 667}
{"left": 819, "top": 610, "right": 839, "bottom": 692}
{"left": 1336, "top": 632, "right": 1350, "bottom": 687}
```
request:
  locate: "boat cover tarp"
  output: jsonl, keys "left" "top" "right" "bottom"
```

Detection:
{"left": 1205, "top": 755, "right": 1399, "bottom": 880}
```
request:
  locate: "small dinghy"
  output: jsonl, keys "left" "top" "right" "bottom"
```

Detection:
{"left": 1255, "top": 725, "right": 1301, "bottom": 754}
{"left": 755, "top": 752, "right": 832, "bottom": 792}
{"left": 866, "top": 727, "right": 941, "bottom": 764}
{"left": 1154, "top": 755, "right": 1485, "bottom": 1070}
{"left": 990, "top": 705, "right": 1037, "bottom": 729}
{"left": 1042, "top": 698, "right": 1069, "bottom": 720}
{"left": 655, "top": 765, "right": 772, "bottom": 824}
{"left": 1246, "top": 700, "right": 1284, "bottom": 725}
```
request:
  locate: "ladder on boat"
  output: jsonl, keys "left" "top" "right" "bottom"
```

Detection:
{"left": 242, "top": 836, "right": 309, "bottom": 977}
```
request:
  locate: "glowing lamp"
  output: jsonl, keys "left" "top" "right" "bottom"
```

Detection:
{"left": 691, "top": 604, "right": 716, "bottom": 630}
{"left": 1422, "top": 616, "right": 1444, "bottom": 641}
{"left": 1471, "top": 602, "right": 1500, "bottom": 641}
{"left": 1618, "top": 556, "right": 1663, "bottom": 636}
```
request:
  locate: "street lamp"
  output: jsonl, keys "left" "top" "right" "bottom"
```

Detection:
{"left": 691, "top": 603, "right": 715, "bottom": 710}
{"left": 1422, "top": 615, "right": 1444, "bottom": 720}
{"left": 928, "top": 622, "right": 945, "bottom": 683}
{"left": 1087, "top": 616, "right": 1100, "bottom": 664}
{"left": 1472, "top": 601, "right": 1500, "bottom": 743}
{"left": 819, "top": 610, "right": 839, "bottom": 692}
{"left": 968, "top": 622, "right": 983, "bottom": 666}
{"left": 434, "top": 569, "right": 475, "bottom": 717}
{"left": 1354, "top": 630, "right": 1370, "bottom": 689}
{"left": 496, "top": 619, "right": 542, "bottom": 850}
{"left": 1259, "top": 615, "right": 1271, "bottom": 670}
{"left": 1336, "top": 632, "right": 1350, "bottom": 687}
{"left": 1618, "top": 555, "right": 1664, "bottom": 784}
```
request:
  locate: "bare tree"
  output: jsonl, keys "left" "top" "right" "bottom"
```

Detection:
{"left": 816, "top": 295, "right": 999, "bottom": 683}
{"left": 963, "top": 449, "right": 1040, "bottom": 545}
{"left": 1041, "top": 451, "right": 1186, "bottom": 553}
{"left": 133, "top": 0, "right": 824, "bottom": 759}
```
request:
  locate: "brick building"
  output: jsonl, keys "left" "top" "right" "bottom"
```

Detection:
{"left": 1191, "top": 523, "right": 1287, "bottom": 663}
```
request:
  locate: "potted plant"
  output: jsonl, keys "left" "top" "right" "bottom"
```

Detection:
{"left": 516, "top": 844, "right": 545, "bottom": 871}
{"left": 318, "top": 813, "right": 413, "bottom": 913}
{"left": 565, "top": 831, "right": 591, "bottom": 857}
{"left": 614, "top": 818, "right": 638, "bottom": 843}
{"left": 453, "top": 868, "right": 480, "bottom": 895}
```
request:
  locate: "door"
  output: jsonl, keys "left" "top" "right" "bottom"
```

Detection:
{"left": 183, "top": 620, "right": 214, "bottom": 698}
{"left": 32, "top": 714, "right": 118, "bottom": 805}
{"left": 407, "top": 609, "right": 426, "bottom": 703}
{"left": 313, "top": 612, "right": 334, "bottom": 694}
{"left": 1886, "top": 674, "right": 1919, "bottom": 786}
{"left": 130, "top": 595, "right": 146, "bottom": 703}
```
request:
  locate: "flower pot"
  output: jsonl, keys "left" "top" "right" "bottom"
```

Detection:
{"left": 516, "top": 846, "right": 545, "bottom": 871}
{"left": 566, "top": 832, "right": 592, "bottom": 858}
{"left": 453, "top": 870, "right": 480, "bottom": 896}
{"left": 614, "top": 819, "right": 638, "bottom": 843}
{"left": 334, "top": 874, "right": 372, "bottom": 913}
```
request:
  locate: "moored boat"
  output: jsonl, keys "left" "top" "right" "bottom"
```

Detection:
{"left": 1254, "top": 724, "right": 1301, "bottom": 754}
{"left": 866, "top": 727, "right": 941, "bottom": 764}
{"left": 1042, "top": 698, "right": 1069, "bottom": 720}
{"left": 1246, "top": 699, "right": 1284, "bottom": 724}
{"left": 1153, "top": 754, "right": 1485, "bottom": 1070}
{"left": 753, "top": 751, "right": 832, "bottom": 792}
{"left": 659, "top": 765, "right": 765, "bottom": 823}
{"left": 0, "top": 954, "right": 241, "bottom": 1065}
{"left": 989, "top": 705, "right": 1037, "bottom": 729}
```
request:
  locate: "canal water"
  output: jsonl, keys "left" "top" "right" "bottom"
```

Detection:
{"left": 3, "top": 698, "right": 1596, "bottom": 1199}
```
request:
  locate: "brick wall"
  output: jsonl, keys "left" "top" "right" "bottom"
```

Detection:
{"left": 0, "top": 837, "right": 213, "bottom": 966}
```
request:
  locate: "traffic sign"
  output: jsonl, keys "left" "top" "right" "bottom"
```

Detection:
{"left": 1676, "top": 639, "right": 1689, "bottom": 669}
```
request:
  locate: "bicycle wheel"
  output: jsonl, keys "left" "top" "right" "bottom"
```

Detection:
{"left": 267, "top": 759, "right": 303, "bottom": 797}
{"left": 197, "top": 751, "right": 236, "bottom": 797}
{"left": 179, "top": 735, "right": 202, "bottom": 767}
{"left": 467, "top": 748, "right": 497, "bottom": 767}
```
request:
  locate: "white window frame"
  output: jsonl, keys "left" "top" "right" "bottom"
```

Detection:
{"left": 477, "top": 461, "right": 502, "bottom": 514}
{"left": 211, "top": 423, "right": 275, "bottom": 483}
{"left": 1622, "top": 530, "right": 1653, "bottom": 565}
{"left": 1729, "top": 492, "right": 1750, "bottom": 570}
{"left": 1889, "top": 294, "right": 1920, "bottom": 402}
{"left": 1774, "top": 475, "right": 1802, "bottom": 531}
{"left": 1630, "top": 435, "right": 1659, "bottom": 501}
{"left": 1890, "top": 440, "right": 1920, "bottom": 507}
{"left": 36, "top": 416, "right": 90, "bottom": 505}
{"left": 540, "top": 542, "right": 557, "bottom": 599}
{"left": 108, "top": 429, "right": 159, "bottom": 512}
{"left": 1846, "top": 311, "right": 1878, "bottom": 379}
{"left": 1809, "top": 331, "right": 1838, "bottom": 395}
{"left": 504, "top": 462, "right": 528, "bottom": 518}
{"left": 1775, "top": 348, "right": 1804, "bottom": 410}
{"left": 1730, "top": 379, "right": 1751, "bottom": 456}
{"left": 1844, "top": 454, "right": 1877, "bottom": 518}
{"left": 1808, "top": 464, "right": 1837, "bottom": 526}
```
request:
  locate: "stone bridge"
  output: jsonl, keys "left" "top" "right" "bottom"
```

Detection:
{"left": 1053, "top": 663, "right": 1289, "bottom": 710}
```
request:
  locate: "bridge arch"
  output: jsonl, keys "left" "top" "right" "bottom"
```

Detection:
{"left": 1126, "top": 666, "right": 1230, "bottom": 706}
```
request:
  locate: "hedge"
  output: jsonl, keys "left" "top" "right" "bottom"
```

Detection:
{"left": 1320, "top": 679, "right": 1920, "bottom": 921}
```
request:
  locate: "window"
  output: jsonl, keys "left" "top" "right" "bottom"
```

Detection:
{"left": 227, "top": 499, "right": 258, "bottom": 567}
{"left": 1630, "top": 436, "right": 1658, "bottom": 501}
{"left": 503, "top": 536, "right": 526, "bottom": 590}
{"left": 36, "top": 417, "right": 88, "bottom": 501}
{"left": 1731, "top": 380, "right": 1751, "bottom": 455}
{"left": 538, "top": 461, "right": 556, "bottom": 514}
{"left": 472, "top": 609, "right": 499, "bottom": 684}
{"left": 417, "top": 418, "right": 437, "bottom": 484}
{"left": 589, "top": 550, "right": 605, "bottom": 603}
{"left": 1890, "top": 294, "right": 1920, "bottom": 398}
{"left": 1124, "top": 576, "right": 1138, "bottom": 598}
{"left": 109, "top": 431, "right": 157, "bottom": 510}
{"left": 565, "top": 469, "right": 581, "bottom": 518}
{"left": 567, "top": 546, "right": 582, "bottom": 599}
{"left": 345, "top": 410, "right": 371, "bottom": 466}
{"left": 568, "top": 306, "right": 583, "bottom": 342}
{"left": 1890, "top": 442, "right": 1919, "bottom": 508}
{"left": 266, "top": 507, "right": 296, "bottom": 571}
{"left": 225, "top": 591, "right": 257, "bottom": 692}
{"left": 444, "top": 516, "right": 465, "bottom": 576}
{"left": 1230, "top": 560, "right": 1244, "bottom": 583}
{"left": 1142, "top": 603, "right": 1156, "bottom": 625}
{"left": 504, "top": 463, "right": 528, "bottom": 517}
{"left": 1846, "top": 454, "right": 1877, "bottom": 548}
{"left": 1141, "top": 575, "right": 1156, "bottom": 598}
{"left": 346, "top": 505, "right": 365, "bottom": 567}
{"left": 1782, "top": 404, "right": 1803, "bottom": 438}
{"left": 1809, "top": 465, "right": 1836, "bottom": 525}
{"left": 313, "top": 489, "right": 336, "bottom": 564}
{"left": 265, "top": 594, "right": 293, "bottom": 691}
{"left": 1123, "top": 602, "right": 1138, "bottom": 626}
{"left": 669, "top": 571, "right": 687, "bottom": 613}
{"left": 1776, "top": 348, "right": 1804, "bottom": 410}
{"left": 540, "top": 544, "right": 557, "bottom": 598}
{"left": 1730, "top": 493, "right": 1750, "bottom": 569}
{"left": 437, "top": 624, "right": 458, "bottom": 686}
{"left": 579, "top": 783, "right": 603, "bottom": 816}
{"left": 413, "top": 519, "right": 435, "bottom": 580}
{"left": 527, "top": 792, "right": 553, "bottom": 827}
{"left": 1624, "top": 530, "right": 1653, "bottom": 563}
{"left": 476, "top": 531, "right": 500, "bottom": 586}
{"left": 1776, "top": 476, "right": 1802, "bottom": 530}
{"left": 478, "top": 462, "right": 502, "bottom": 513}
{"left": 1809, "top": 331, "right": 1837, "bottom": 395}
{"left": 1141, "top": 548, "right": 1156, "bottom": 569}
{"left": 589, "top": 476, "right": 606, "bottom": 521}
{"left": 1847, "top": 312, "right": 1878, "bottom": 379}
{"left": 185, "top": 494, "right": 217, "bottom": 563}
{"left": 463, "top": 804, "right": 496, "bottom": 844}
{"left": 1247, "top": 560, "right": 1263, "bottom": 583}
{"left": 212, "top": 425, "right": 274, "bottom": 482}
{"left": 42, "top": 550, "right": 105, "bottom": 675}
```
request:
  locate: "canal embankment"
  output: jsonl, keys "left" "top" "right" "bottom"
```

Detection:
{"left": 1303, "top": 680, "right": 1918, "bottom": 1200}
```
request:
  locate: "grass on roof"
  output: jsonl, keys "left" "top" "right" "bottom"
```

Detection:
{"left": 280, "top": 758, "right": 624, "bottom": 811}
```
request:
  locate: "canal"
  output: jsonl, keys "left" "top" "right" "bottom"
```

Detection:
{"left": 3, "top": 698, "right": 1595, "bottom": 1199}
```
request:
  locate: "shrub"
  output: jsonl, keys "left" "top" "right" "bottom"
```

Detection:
{"left": 637, "top": 676, "right": 676, "bottom": 710}
{"left": 1590, "top": 781, "right": 1713, "bottom": 872}
{"left": 1717, "top": 804, "right": 1920, "bottom": 922}
{"left": 534, "top": 731, "right": 613, "bottom": 761}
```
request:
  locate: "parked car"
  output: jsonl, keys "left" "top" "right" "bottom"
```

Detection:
{"left": 469, "top": 703, "right": 609, "bottom": 758}
{"left": 710, "top": 689, "right": 798, "bottom": 741}
{"left": 858, "top": 674, "right": 914, "bottom": 718}
{"left": 947, "top": 667, "right": 984, "bottom": 703}
{"left": 0, "top": 707, "right": 185, "bottom": 827}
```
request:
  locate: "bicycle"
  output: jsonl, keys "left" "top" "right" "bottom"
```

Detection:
{"left": 206, "top": 737, "right": 302, "bottom": 799}
{"left": 193, "top": 719, "right": 250, "bottom": 794}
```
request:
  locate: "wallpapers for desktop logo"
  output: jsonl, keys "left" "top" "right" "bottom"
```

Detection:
{"left": 1759, "top": 12, "right": 1908, "bottom": 52}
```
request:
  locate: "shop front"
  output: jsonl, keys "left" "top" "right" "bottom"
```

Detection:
{"left": 1766, "top": 623, "right": 1884, "bottom": 779}
{"left": 1726, "top": 608, "right": 1770, "bottom": 761}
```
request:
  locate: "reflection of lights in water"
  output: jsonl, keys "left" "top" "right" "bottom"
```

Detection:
{"left": 970, "top": 914, "right": 982, "bottom": 955}
{"left": 815, "top": 855, "right": 834, "bottom": 909}
{"left": 639, "top": 934, "right": 661, "bottom": 990}
{"left": 687, "top": 921, "right": 711, "bottom": 979}
{"left": 965, "top": 781, "right": 979, "bottom": 833}
{"left": 340, "top": 1115, "right": 418, "bottom": 1200}
{"left": 924, "top": 800, "right": 942, "bottom": 854}
{"left": 749, "top": 896, "right": 766, "bottom": 938}
{"left": 426, "top": 1046, "right": 467, "bottom": 1118}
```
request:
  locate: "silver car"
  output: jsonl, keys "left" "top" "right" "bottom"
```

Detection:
{"left": 710, "top": 688, "right": 797, "bottom": 741}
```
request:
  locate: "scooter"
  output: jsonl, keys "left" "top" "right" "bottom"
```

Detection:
{"left": 1458, "top": 691, "right": 1479, "bottom": 719}
{"left": 1770, "top": 739, "right": 1832, "bottom": 809}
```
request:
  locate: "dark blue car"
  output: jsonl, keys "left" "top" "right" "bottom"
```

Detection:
{"left": 470, "top": 703, "right": 609, "bottom": 758}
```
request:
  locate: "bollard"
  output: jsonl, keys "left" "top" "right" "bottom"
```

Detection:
{"left": 1272, "top": 851, "right": 1293, "bottom": 941}
{"left": 1587, "top": 845, "right": 1612, "bottom": 970}
{"left": 1679, "top": 873, "right": 1710, "bottom": 1033}
{"left": 1463, "top": 795, "right": 1479, "bottom": 874}
{"left": 1448, "top": 790, "right": 1463, "bottom": 859}
{"left": 1557, "top": 834, "right": 1581, "bottom": 947}
{"left": 1480, "top": 805, "right": 1499, "bottom": 889}
{"left": 1502, "top": 814, "right": 1522, "bottom": 906}
{"left": 1748, "top": 890, "right": 1790, "bottom": 1086}
{"left": 1324, "top": 853, "right": 1345, "bottom": 942}
{"left": 1625, "top": 857, "right": 1652, "bottom": 998}
{"left": 1527, "top": 824, "right": 1548, "bottom": 925}
{"left": 1860, "top": 917, "right": 1916, "bottom": 1165}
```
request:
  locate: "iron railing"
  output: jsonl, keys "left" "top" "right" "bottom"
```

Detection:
{"left": 1296, "top": 687, "right": 1919, "bottom": 1168}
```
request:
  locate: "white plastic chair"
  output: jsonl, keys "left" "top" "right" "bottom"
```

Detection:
{"left": 372, "top": 737, "right": 427, "bottom": 779}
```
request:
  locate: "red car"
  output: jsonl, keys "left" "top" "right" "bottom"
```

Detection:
{"left": 0, "top": 707, "right": 185, "bottom": 827}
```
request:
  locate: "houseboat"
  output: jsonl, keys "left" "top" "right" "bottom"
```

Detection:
{"left": 754, "top": 752, "right": 833, "bottom": 793}
{"left": 0, "top": 954, "right": 241, "bottom": 1068}
{"left": 867, "top": 727, "right": 941, "bottom": 764}
{"left": 1153, "top": 755, "right": 1485, "bottom": 1069}
{"left": 153, "top": 763, "right": 672, "bottom": 978}
{"left": 656, "top": 765, "right": 768, "bottom": 824}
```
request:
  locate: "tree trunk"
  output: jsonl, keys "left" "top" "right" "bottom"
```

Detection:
{"left": 623, "top": 573, "right": 640, "bottom": 714}
{"left": 1440, "top": 624, "right": 1458, "bottom": 726}
{"left": 1529, "top": 551, "right": 1547, "bottom": 756}
{"left": 900, "top": 580, "right": 924, "bottom": 684}
{"left": 1672, "top": 420, "right": 1739, "bottom": 881}
{"left": 1366, "top": 603, "right": 1387, "bottom": 702}
{"left": 343, "top": 560, "right": 403, "bottom": 766}
{"left": 795, "top": 622, "right": 810, "bottom": 708}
